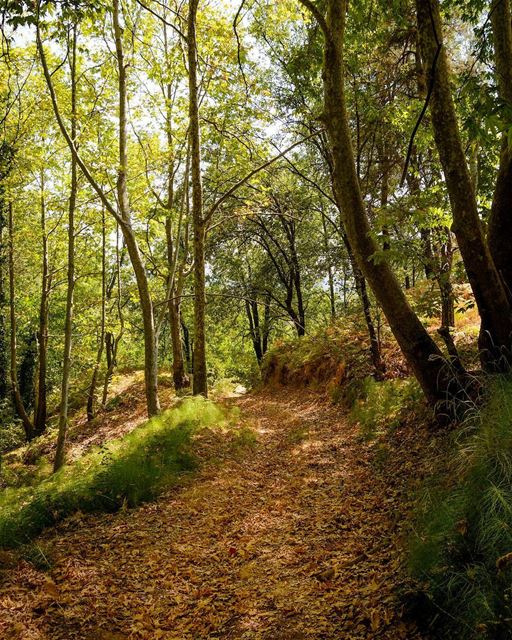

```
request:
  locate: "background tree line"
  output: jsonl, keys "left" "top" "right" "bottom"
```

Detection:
{"left": 0, "top": 0, "right": 510, "bottom": 465}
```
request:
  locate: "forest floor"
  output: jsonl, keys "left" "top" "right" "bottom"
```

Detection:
{"left": 0, "top": 386, "right": 429, "bottom": 640}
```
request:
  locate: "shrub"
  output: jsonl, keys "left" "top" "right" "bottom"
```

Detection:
{"left": 0, "top": 397, "right": 228, "bottom": 549}
{"left": 409, "top": 376, "right": 512, "bottom": 639}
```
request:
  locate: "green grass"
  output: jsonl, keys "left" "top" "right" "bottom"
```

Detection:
{"left": 0, "top": 397, "right": 228, "bottom": 549}
{"left": 409, "top": 375, "right": 512, "bottom": 639}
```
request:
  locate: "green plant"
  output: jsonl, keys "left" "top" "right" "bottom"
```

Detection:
{"left": 18, "top": 542, "right": 53, "bottom": 571}
{"left": 231, "top": 426, "right": 258, "bottom": 453}
{"left": 350, "top": 377, "right": 422, "bottom": 441}
{"left": 0, "top": 418, "right": 26, "bottom": 454}
{"left": 409, "top": 376, "right": 512, "bottom": 639}
{"left": 0, "top": 397, "right": 228, "bottom": 549}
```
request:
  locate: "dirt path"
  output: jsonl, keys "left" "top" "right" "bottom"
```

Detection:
{"left": 0, "top": 390, "right": 425, "bottom": 639}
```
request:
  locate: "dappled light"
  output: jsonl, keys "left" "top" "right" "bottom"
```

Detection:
{"left": 1, "top": 0, "right": 512, "bottom": 637}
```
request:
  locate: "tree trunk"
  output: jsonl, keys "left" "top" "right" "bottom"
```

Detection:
{"left": 113, "top": 0, "right": 160, "bottom": 415}
{"left": 169, "top": 297, "right": 188, "bottom": 389}
{"left": 0, "top": 193, "right": 7, "bottom": 401}
{"left": 182, "top": 317, "right": 192, "bottom": 374}
{"left": 262, "top": 290, "right": 271, "bottom": 356}
{"left": 245, "top": 297, "right": 264, "bottom": 363}
{"left": 54, "top": 25, "right": 78, "bottom": 471}
{"left": 0, "top": 142, "right": 15, "bottom": 402}
{"left": 34, "top": 171, "right": 49, "bottom": 437}
{"left": 102, "top": 225, "right": 124, "bottom": 408}
{"left": 439, "top": 232, "right": 455, "bottom": 329}
{"left": 321, "top": 214, "right": 336, "bottom": 320}
{"left": 162, "top": 72, "right": 189, "bottom": 392}
{"left": 354, "top": 264, "right": 385, "bottom": 381}
{"left": 8, "top": 203, "right": 34, "bottom": 440}
{"left": 87, "top": 208, "right": 106, "bottom": 421}
{"left": 187, "top": 0, "right": 208, "bottom": 396}
{"left": 337, "top": 221, "right": 385, "bottom": 379}
{"left": 488, "top": 0, "right": 512, "bottom": 297}
{"left": 420, "top": 229, "right": 434, "bottom": 278}
{"left": 416, "top": 0, "right": 512, "bottom": 368}
{"left": 300, "top": 0, "right": 460, "bottom": 412}
{"left": 102, "top": 332, "right": 117, "bottom": 407}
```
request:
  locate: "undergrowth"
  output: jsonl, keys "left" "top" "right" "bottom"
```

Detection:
{"left": 350, "top": 377, "right": 423, "bottom": 440}
{"left": 261, "top": 322, "right": 407, "bottom": 405}
{"left": 409, "top": 375, "right": 512, "bottom": 639}
{"left": 0, "top": 397, "right": 228, "bottom": 549}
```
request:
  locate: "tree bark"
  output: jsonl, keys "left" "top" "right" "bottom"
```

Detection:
{"left": 187, "top": 0, "right": 208, "bottom": 396}
{"left": 354, "top": 263, "right": 385, "bottom": 381}
{"left": 262, "top": 290, "right": 271, "bottom": 355}
{"left": 299, "top": 0, "right": 459, "bottom": 412}
{"left": 101, "top": 225, "right": 124, "bottom": 408}
{"left": 34, "top": 171, "right": 49, "bottom": 437}
{"left": 488, "top": 0, "right": 512, "bottom": 297}
{"left": 245, "top": 296, "right": 264, "bottom": 363}
{"left": 182, "top": 317, "right": 192, "bottom": 374}
{"left": 0, "top": 191, "right": 7, "bottom": 401}
{"left": 8, "top": 203, "right": 34, "bottom": 440}
{"left": 321, "top": 214, "right": 336, "bottom": 320}
{"left": 87, "top": 208, "right": 106, "bottom": 421}
{"left": 439, "top": 232, "right": 455, "bottom": 330}
{"left": 113, "top": 0, "right": 160, "bottom": 415}
{"left": 54, "top": 24, "right": 78, "bottom": 471}
{"left": 416, "top": 0, "right": 512, "bottom": 368}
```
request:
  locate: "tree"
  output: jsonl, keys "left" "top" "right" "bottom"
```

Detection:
{"left": 54, "top": 21, "right": 78, "bottom": 471}
{"left": 297, "top": 0, "right": 460, "bottom": 412}
{"left": 416, "top": 0, "right": 512, "bottom": 369}
{"left": 36, "top": 0, "right": 161, "bottom": 417}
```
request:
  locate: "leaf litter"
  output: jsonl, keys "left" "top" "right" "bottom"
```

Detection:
{"left": 0, "top": 388, "right": 430, "bottom": 639}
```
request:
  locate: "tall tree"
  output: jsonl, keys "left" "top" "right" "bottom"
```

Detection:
{"left": 54, "top": 21, "right": 78, "bottom": 471}
{"left": 488, "top": 0, "right": 512, "bottom": 296}
{"left": 298, "top": 0, "right": 460, "bottom": 411}
{"left": 36, "top": 0, "right": 161, "bottom": 417}
{"left": 33, "top": 168, "right": 50, "bottom": 436}
{"left": 187, "top": 0, "right": 208, "bottom": 396}
{"left": 416, "top": 0, "right": 512, "bottom": 368}
{"left": 8, "top": 203, "right": 34, "bottom": 440}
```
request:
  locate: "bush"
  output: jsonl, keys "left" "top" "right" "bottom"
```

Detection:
{"left": 409, "top": 376, "right": 512, "bottom": 639}
{"left": 0, "top": 397, "right": 228, "bottom": 549}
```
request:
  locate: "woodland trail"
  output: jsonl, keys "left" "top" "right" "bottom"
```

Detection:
{"left": 0, "top": 389, "right": 426, "bottom": 640}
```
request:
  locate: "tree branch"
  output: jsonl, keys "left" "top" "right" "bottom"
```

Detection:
{"left": 297, "top": 0, "right": 329, "bottom": 38}
{"left": 204, "top": 133, "right": 318, "bottom": 223}
{"left": 36, "top": 27, "right": 123, "bottom": 227}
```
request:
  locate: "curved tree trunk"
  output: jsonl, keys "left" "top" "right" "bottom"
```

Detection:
{"left": 416, "top": 0, "right": 512, "bottom": 368}
{"left": 299, "top": 0, "right": 461, "bottom": 413}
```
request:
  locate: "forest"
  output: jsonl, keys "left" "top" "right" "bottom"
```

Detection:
{"left": 0, "top": 0, "right": 511, "bottom": 638}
